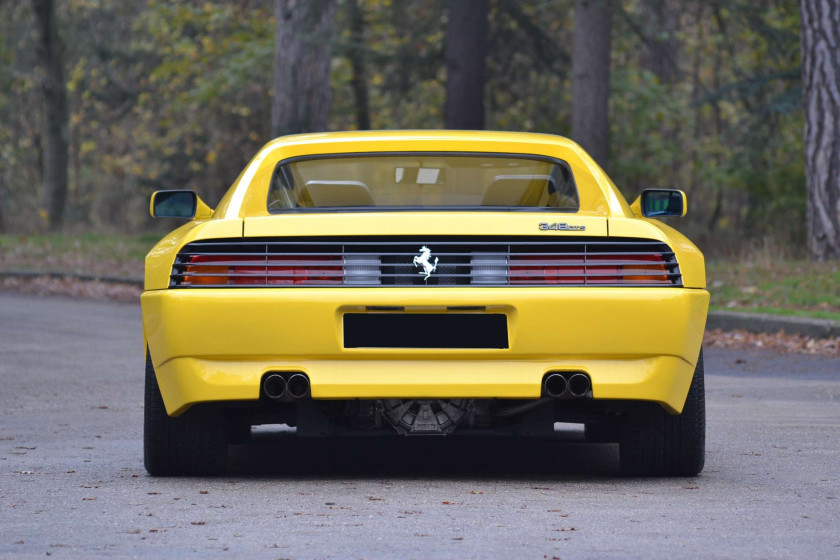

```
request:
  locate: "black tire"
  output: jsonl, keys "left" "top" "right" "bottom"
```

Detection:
{"left": 618, "top": 350, "right": 705, "bottom": 477}
{"left": 144, "top": 351, "right": 227, "bottom": 476}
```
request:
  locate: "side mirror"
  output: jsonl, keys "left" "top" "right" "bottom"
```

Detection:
{"left": 150, "top": 190, "right": 213, "bottom": 219}
{"left": 632, "top": 189, "right": 687, "bottom": 218}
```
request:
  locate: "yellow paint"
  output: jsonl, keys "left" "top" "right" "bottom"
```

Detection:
{"left": 142, "top": 287, "right": 708, "bottom": 415}
{"left": 142, "top": 131, "right": 709, "bottom": 417}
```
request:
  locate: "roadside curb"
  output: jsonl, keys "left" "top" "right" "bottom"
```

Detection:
{"left": 707, "top": 310, "right": 840, "bottom": 340}
{"left": 3, "top": 270, "right": 838, "bottom": 339}
{"left": 0, "top": 270, "right": 143, "bottom": 288}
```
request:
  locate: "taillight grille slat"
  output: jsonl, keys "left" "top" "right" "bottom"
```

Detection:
{"left": 170, "top": 237, "right": 682, "bottom": 288}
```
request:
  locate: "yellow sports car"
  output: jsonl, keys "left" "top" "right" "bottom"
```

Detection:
{"left": 142, "top": 130, "right": 708, "bottom": 476}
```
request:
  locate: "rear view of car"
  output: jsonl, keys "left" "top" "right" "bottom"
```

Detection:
{"left": 142, "top": 131, "right": 708, "bottom": 476}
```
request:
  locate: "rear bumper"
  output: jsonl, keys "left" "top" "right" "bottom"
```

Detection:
{"left": 141, "top": 287, "right": 709, "bottom": 415}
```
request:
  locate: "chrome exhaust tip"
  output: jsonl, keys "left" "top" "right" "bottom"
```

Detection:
{"left": 263, "top": 374, "right": 287, "bottom": 400}
{"left": 286, "top": 373, "right": 310, "bottom": 400}
{"left": 544, "top": 373, "right": 568, "bottom": 398}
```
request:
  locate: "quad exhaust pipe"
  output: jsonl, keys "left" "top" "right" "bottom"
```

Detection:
{"left": 544, "top": 373, "right": 568, "bottom": 398}
{"left": 286, "top": 373, "right": 310, "bottom": 399}
{"left": 567, "top": 373, "right": 591, "bottom": 398}
{"left": 263, "top": 374, "right": 287, "bottom": 400}
{"left": 542, "top": 372, "right": 591, "bottom": 399}
{"left": 262, "top": 372, "right": 310, "bottom": 402}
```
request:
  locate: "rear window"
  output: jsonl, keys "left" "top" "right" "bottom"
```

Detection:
{"left": 267, "top": 153, "right": 579, "bottom": 212}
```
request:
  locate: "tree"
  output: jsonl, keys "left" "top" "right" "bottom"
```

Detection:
{"left": 271, "top": 0, "right": 337, "bottom": 137}
{"left": 347, "top": 0, "right": 370, "bottom": 130}
{"left": 571, "top": 0, "right": 612, "bottom": 170}
{"left": 32, "top": 0, "right": 68, "bottom": 231}
{"left": 639, "top": 0, "right": 679, "bottom": 85}
{"left": 444, "top": 0, "right": 488, "bottom": 129}
{"left": 801, "top": 0, "right": 840, "bottom": 260}
{"left": 0, "top": 0, "right": 811, "bottom": 245}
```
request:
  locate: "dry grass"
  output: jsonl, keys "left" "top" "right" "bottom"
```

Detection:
{"left": 706, "top": 238, "right": 840, "bottom": 321}
{"left": 0, "top": 233, "right": 152, "bottom": 279}
{"left": 704, "top": 328, "right": 840, "bottom": 357}
{"left": 1, "top": 276, "right": 141, "bottom": 303}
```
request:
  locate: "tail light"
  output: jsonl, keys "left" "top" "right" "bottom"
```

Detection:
{"left": 612, "top": 254, "right": 669, "bottom": 284}
{"left": 172, "top": 238, "right": 681, "bottom": 288}
{"left": 509, "top": 254, "right": 671, "bottom": 285}
{"left": 510, "top": 256, "right": 585, "bottom": 284}
{"left": 181, "top": 255, "right": 342, "bottom": 286}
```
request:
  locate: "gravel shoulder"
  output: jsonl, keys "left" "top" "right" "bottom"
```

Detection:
{"left": 1, "top": 292, "right": 839, "bottom": 559}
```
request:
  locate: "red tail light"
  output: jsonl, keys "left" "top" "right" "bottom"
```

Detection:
{"left": 510, "top": 256, "right": 585, "bottom": 284}
{"left": 182, "top": 255, "right": 342, "bottom": 286}
{"left": 509, "top": 254, "right": 670, "bottom": 285}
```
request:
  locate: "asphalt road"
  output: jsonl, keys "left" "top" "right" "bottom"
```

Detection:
{"left": 1, "top": 292, "right": 838, "bottom": 559}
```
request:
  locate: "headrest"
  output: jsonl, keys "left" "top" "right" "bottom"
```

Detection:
{"left": 482, "top": 174, "right": 556, "bottom": 206}
{"left": 301, "top": 180, "right": 375, "bottom": 207}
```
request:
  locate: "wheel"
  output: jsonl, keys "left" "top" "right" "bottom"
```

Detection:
{"left": 144, "top": 351, "right": 227, "bottom": 476}
{"left": 618, "top": 350, "right": 705, "bottom": 477}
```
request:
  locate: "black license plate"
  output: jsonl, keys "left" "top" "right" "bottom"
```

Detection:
{"left": 343, "top": 313, "right": 508, "bottom": 349}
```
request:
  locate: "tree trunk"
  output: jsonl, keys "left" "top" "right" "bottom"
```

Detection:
{"left": 391, "top": 2, "right": 412, "bottom": 94}
{"left": 271, "top": 0, "right": 337, "bottom": 137}
{"left": 33, "top": 0, "right": 68, "bottom": 231}
{"left": 640, "top": 0, "right": 679, "bottom": 84}
{"left": 571, "top": 0, "right": 612, "bottom": 170}
{"left": 348, "top": 0, "right": 370, "bottom": 130}
{"left": 801, "top": 0, "right": 840, "bottom": 260}
{"left": 444, "top": 0, "right": 488, "bottom": 130}
{"left": 0, "top": 183, "right": 5, "bottom": 233}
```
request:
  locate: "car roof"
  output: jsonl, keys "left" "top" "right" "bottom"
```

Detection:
{"left": 263, "top": 130, "right": 580, "bottom": 150}
{"left": 215, "top": 130, "right": 633, "bottom": 220}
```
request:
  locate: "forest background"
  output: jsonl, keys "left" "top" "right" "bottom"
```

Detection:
{"left": 0, "top": 0, "right": 806, "bottom": 249}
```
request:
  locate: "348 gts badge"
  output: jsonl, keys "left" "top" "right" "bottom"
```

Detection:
{"left": 539, "top": 222, "right": 586, "bottom": 231}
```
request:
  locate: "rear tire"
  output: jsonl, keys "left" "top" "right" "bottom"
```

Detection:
{"left": 144, "top": 351, "right": 227, "bottom": 476}
{"left": 618, "top": 350, "right": 705, "bottom": 477}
